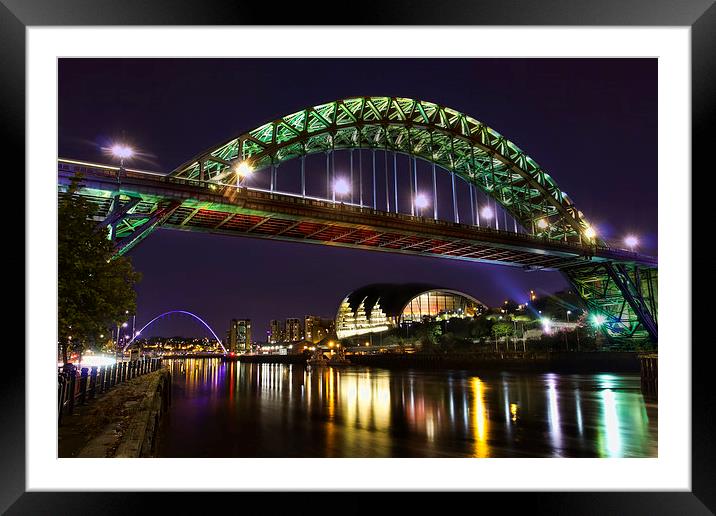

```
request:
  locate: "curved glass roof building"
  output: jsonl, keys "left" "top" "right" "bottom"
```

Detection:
{"left": 336, "top": 283, "right": 487, "bottom": 339}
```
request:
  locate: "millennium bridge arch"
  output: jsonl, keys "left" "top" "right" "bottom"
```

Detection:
{"left": 58, "top": 96, "right": 657, "bottom": 346}
{"left": 122, "top": 310, "right": 226, "bottom": 353}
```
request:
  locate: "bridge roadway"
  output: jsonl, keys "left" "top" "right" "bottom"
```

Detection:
{"left": 58, "top": 158, "right": 656, "bottom": 271}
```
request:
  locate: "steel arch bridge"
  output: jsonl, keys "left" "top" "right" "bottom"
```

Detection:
{"left": 58, "top": 96, "right": 658, "bottom": 346}
{"left": 122, "top": 310, "right": 226, "bottom": 353}
{"left": 173, "top": 96, "right": 589, "bottom": 241}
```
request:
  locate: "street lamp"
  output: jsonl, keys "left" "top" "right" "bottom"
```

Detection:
{"left": 110, "top": 144, "right": 134, "bottom": 184}
{"left": 111, "top": 144, "right": 134, "bottom": 168}
{"left": 480, "top": 206, "right": 494, "bottom": 219}
{"left": 235, "top": 161, "right": 253, "bottom": 186}
{"left": 624, "top": 234, "right": 639, "bottom": 252}
{"left": 584, "top": 226, "right": 597, "bottom": 240}
{"left": 414, "top": 193, "right": 430, "bottom": 216}
{"left": 333, "top": 178, "right": 350, "bottom": 203}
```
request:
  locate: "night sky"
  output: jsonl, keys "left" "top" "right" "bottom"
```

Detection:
{"left": 58, "top": 58, "right": 657, "bottom": 340}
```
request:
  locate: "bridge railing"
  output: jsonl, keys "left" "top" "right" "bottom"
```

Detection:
{"left": 58, "top": 159, "right": 652, "bottom": 262}
{"left": 57, "top": 357, "right": 163, "bottom": 425}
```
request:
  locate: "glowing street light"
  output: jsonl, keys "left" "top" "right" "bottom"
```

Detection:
{"left": 414, "top": 193, "right": 430, "bottom": 216}
{"left": 234, "top": 161, "right": 253, "bottom": 185}
{"left": 537, "top": 218, "right": 549, "bottom": 230}
{"left": 541, "top": 317, "right": 552, "bottom": 334}
{"left": 624, "top": 234, "right": 639, "bottom": 251}
{"left": 333, "top": 178, "right": 351, "bottom": 199}
{"left": 111, "top": 144, "right": 134, "bottom": 167}
{"left": 584, "top": 226, "right": 597, "bottom": 240}
{"left": 480, "top": 206, "right": 494, "bottom": 219}
{"left": 591, "top": 314, "right": 606, "bottom": 327}
{"left": 111, "top": 144, "right": 133, "bottom": 159}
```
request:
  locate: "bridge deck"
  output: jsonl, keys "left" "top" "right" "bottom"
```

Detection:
{"left": 58, "top": 159, "right": 657, "bottom": 271}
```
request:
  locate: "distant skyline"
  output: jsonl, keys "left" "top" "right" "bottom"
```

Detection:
{"left": 59, "top": 58, "right": 657, "bottom": 338}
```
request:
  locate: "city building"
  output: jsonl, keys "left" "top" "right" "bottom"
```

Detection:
{"left": 285, "top": 318, "right": 303, "bottom": 342}
{"left": 227, "top": 319, "right": 252, "bottom": 353}
{"left": 269, "top": 319, "right": 283, "bottom": 344}
{"left": 336, "top": 283, "right": 487, "bottom": 339}
{"left": 304, "top": 315, "right": 335, "bottom": 344}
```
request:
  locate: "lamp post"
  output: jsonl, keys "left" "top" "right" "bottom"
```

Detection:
{"left": 565, "top": 310, "right": 571, "bottom": 351}
{"left": 111, "top": 144, "right": 134, "bottom": 184}
{"left": 116, "top": 315, "right": 128, "bottom": 357}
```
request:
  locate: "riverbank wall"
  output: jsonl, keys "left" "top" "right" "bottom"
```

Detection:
{"left": 60, "top": 369, "right": 171, "bottom": 458}
{"left": 344, "top": 351, "right": 641, "bottom": 374}
{"left": 230, "top": 351, "right": 641, "bottom": 374}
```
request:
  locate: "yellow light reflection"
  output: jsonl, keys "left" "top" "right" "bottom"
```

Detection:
{"left": 510, "top": 403, "right": 519, "bottom": 423}
{"left": 470, "top": 377, "right": 489, "bottom": 458}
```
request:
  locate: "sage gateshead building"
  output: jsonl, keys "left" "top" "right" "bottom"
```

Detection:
{"left": 335, "top": 283, "right": 487, "bottom": 339}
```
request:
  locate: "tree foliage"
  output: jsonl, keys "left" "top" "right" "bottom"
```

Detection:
{"left": 58, "top": 174, "right": 142, "bottom": 364}
{"left": 492, "top": 322, "right": 514, "bottom": 339}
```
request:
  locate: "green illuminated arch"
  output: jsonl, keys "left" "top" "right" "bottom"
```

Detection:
{"left": 170, "top": 96, "right": 595, "bottom": 244}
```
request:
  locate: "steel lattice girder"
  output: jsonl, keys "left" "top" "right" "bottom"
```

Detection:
{"left": 170, "top": 97, "right": 596, "bottom": 245}
{"left": 564, "top": 262, "right": 658, "bottom": 343}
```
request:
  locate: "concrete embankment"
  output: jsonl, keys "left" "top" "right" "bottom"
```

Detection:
{"left": 59, "top": 369, "right": 171, "bottom": 458}
{"left": 348, "top": 351, "right": 641, "bottom": 374}
{"left": 228, "top": 351, "right": 641, "bottom": 374}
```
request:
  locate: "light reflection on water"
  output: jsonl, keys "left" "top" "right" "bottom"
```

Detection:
{"left": 158, "top": 359, "right": 657, "bottom": 458}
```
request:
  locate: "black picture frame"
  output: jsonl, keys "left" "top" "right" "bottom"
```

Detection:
{"left": 4, "top": 0, "right": 712, "bottom": 513}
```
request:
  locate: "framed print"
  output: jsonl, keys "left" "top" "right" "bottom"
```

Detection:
{"left": 4, "top": 0, "right": 713, "bottom": 513}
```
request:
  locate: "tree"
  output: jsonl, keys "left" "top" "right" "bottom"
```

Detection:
{"left": 492, "top": 322, "right": 514, "bottom": 340}
{"left": 58, "top": 174, "right": 142, "bottom": 366}
{"left": 416, "top": 322, "right": 442, "bottom": 352}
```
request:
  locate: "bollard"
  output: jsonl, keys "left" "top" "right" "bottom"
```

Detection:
{"left": 129, "top": 360, "right": 135, "bottom": 380}
{"left": 89, "top": 366, "right": 98, "bottom": 399}
{"left": 122, "top": 361, "right": 128, "bottom": 382}
{"left": 78, "top": 367, "right": 89, "bottom": 405}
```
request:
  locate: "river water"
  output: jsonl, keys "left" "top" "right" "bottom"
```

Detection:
{"left": 157, "top": 358, "right": 657, "bottom": 458}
